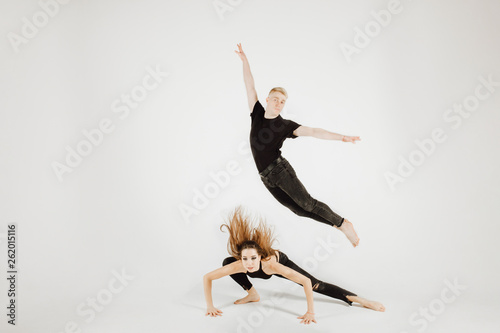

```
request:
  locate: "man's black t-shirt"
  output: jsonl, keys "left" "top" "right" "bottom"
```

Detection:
{"left": 250, "top": 100, "right": 301, "bottom": 172}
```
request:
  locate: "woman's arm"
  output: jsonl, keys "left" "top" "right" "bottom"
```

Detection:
{"left": 293, "top": 126, "right": 360, "bottom": 143}
{"left": 269, "top": 262, "right": 317, "bottom": 324}
{"left": 203, "top": 260, "right": 245, "bottom": 317}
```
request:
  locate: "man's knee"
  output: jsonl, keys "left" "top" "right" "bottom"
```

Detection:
{"left": 300, "top": 197, "right": 316, "bottom": 212}
{"left": 292, "top": 208, "right": 309, "bottom": 218}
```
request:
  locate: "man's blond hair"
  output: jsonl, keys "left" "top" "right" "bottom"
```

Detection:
{"left": 268, "top": 87, "right": 288, "bottom": 99}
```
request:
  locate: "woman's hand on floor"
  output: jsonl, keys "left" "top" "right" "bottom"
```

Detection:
{"left": 205, "top": 306, "right": 223, "bottom": 317}
{"left": 298, "top": 312, "right": 317, "bottom": 324}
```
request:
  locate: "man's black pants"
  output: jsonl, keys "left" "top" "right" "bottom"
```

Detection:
{"left": 259, "top": 157, "right": 344, "bottom": 227}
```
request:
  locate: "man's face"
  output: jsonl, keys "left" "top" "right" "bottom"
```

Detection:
{"left": 266, "top": 92, "right": 287, "bottom": 115}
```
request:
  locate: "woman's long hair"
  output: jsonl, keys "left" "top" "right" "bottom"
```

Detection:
{"left": 220, "top": 206, "right": 277, "bottom": 260}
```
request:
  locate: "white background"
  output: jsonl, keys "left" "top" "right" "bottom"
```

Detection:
{"left": 1, "top": 0, "right": 499, "bottom": 332}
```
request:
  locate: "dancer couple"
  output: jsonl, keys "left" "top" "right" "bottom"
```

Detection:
{"left": 203, "top": 43, "right": 384, "bottom": 325}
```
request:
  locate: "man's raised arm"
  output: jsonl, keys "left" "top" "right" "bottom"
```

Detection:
{"left": 234, "top": 43, "right": 258, "bottom": 112}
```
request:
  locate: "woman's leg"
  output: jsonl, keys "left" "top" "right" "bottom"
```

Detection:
{"left": 275, "top": 254, "right": 357, "bottom": 305}
{"left": 276, "top": 254, "right": 385, "bottom": 311}
{"left": 222, "top": 257, "right": 260, "bottom": 304}
{"left": 346, "top": 295, "right": 386, "bottom": 311}
{"left": 311, "top": 281, "right": 357, "bottom": 305}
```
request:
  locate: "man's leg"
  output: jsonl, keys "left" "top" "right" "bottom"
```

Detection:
{"left": 262, "top": 159, "right": 359, "bottom": 246}
{"left": 263, "top": 182, "right": 334, "bottom": 227}
{"left": 273, "top": 160, "right": 343, "bottom": 226}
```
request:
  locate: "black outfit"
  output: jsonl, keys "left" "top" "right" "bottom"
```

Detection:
{"left": 250, "top": 101, "right": 344, "bottom": 227}
{"left": 222, "top": 251, "right": 357, "bottom": 305}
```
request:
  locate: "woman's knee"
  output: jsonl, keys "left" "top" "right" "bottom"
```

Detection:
{"left": 312, "top": 280, "right": 324, "bottom": 292}
{"left": 223, "top": 257, "right": 236, "bottom": 266}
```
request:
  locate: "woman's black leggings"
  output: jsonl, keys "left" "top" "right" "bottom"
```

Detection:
{"left": 222, "top": 253, "right": 357, "bottom": 305}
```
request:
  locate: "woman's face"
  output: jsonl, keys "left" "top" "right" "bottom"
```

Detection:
{"left": 241, "top": 248, "right": 261, "bottom": 272}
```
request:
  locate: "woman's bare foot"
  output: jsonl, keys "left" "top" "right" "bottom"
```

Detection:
{"left": 234, "top": 288, "right": 260, "bottom": 304}
{"left": 337, "top": 219, "right": 359, "bottom": 247}
{"left": 347, "top": 295, "right": 385, "bottom": 312}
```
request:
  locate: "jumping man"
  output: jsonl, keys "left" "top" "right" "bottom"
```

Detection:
{"left": 234, "top": 43, "right": 360, "bottom": 247}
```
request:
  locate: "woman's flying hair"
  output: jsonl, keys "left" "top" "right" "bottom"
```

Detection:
{"left": 220, "top": 206, "right": 277, "bottom": 260}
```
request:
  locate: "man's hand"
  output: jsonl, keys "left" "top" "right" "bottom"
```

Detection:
{"left": 342, "top": 135, "right": 361, "bottom": 143}
{"left": 234, "top": 43, "right": 248, "bottom": 62}
{"left": 235, "top": 43, "right": 257, "bottom": 111}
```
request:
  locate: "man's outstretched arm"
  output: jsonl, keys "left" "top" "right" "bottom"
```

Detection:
{"left": 234, "top": 43, "right": 258, "bottom": 112}
{"left": 293, "top": 126, "right": 361, "bottom": 143}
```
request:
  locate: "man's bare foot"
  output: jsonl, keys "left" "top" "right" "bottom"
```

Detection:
{"left": 347, "top": 295, "right": 385, "bottom": 312}
{"left": 361, "top": 300, "right": 385, "bottom": 312}
{"left": 337, "top": 219, "right": 359, "bottom": 247}
{"left": 234, "top": 288, "right": 260, "bottom": 304}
